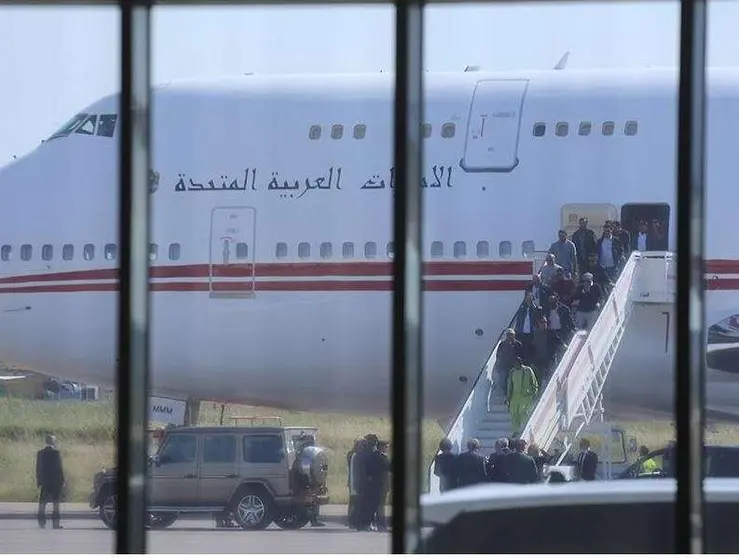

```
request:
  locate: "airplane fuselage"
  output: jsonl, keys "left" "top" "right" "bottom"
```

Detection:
{"left": 0, "top": 67, "right": 738, "bottom": 419}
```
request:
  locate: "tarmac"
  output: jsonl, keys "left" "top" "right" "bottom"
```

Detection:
{"left": 0, "top": 503, "right": 392, "bottom": 554}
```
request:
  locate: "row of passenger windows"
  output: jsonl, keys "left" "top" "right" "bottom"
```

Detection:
{"left": 533, "top": 120, "right": 638, "bottom": 138}
{"left": 270, "top": 239, "right": 536, "bottom": 260}
{"left": 0, "top": 243, "right": 181, "bottom": 263}
{"left": 309, "top": 122, "right": 457, "bottom": 140}
{"left": 0, "top": 239, "right": 538, "bottom": 264}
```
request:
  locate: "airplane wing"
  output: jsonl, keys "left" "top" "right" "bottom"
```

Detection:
{"left": 0, "top": 374, "right": 27, "bottom": 381}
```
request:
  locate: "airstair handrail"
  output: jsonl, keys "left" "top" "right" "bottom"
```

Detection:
{"left": 521, "top": 251, "right": 641, "bottom": 452}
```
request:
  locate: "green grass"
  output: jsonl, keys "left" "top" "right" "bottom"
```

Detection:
{"left": 3, "top": 397, "right": 739, "bottom": 503}
{"left": 0, "top": 398, "right": 443, "bottom": 503}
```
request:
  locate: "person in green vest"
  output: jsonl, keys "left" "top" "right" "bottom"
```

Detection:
{"left": 639, "top": 445, "right": 659, "bottom": 475}
{"left": 507, "top": 357, "right": 540, "bottom": 432}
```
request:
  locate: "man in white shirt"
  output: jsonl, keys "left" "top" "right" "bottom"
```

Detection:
{"left": 539, "top": 253, "right": 563, "bottom": 287}
{"left": 634, "top": 220, "right": 650, "bottom": 252}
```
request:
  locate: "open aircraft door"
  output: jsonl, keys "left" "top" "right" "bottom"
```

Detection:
{"left": 460, "top": 79, "right": 529, "bottom": 173}
{"left": 560, "top": 203, "right": 620, "bottom": 239}
{"left": 209, "top": 206, "right": 256, "bottom": 299}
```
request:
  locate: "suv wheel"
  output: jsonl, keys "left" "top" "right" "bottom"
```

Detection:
{"left": 232, "top": 489, "right": 273, "bottom": 530}
{"left": 147, "top": 512, "right": 179, "bottom": 529}
{"left": 274, "top": 507, "right": 310, "bottom": 530}
{"left": 98, "top": 490, "right": 118, "bottom": 530}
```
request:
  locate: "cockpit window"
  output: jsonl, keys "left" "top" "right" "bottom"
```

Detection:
{"left": 75, "top": 115, "right": 98, "bottom": 135}
{"left": 48, "top": 113, "right": 88, "bottom": 140}
{"left": 97, "top": 114, "right": 117, "bottom": 137}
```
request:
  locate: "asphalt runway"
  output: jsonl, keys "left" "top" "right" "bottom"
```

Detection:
{"left": 0, "top": 504, "right": 391, "bottom": 554}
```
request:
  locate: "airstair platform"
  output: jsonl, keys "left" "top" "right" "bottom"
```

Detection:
{"left": 427, "top": 251, "right": 674, "bottom": 494}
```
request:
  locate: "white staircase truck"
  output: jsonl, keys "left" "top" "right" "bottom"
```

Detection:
{"left": 428, "top": 251, "right": 675, "bottom": 493}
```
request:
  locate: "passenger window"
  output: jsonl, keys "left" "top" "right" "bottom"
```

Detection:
{"left": 242, "top": 435, "right": 284, "bottom": 464}
{"left": 624, "top": 120, "right": 638, "bottom": 136}
{"left": 522, "top": 240, "right": 536, "bottom": 258}
{"left": 320, "top": 242, "right": 333, "bottom": 260}
{"left": 364, "top": 242, "right": 377, "bottom": 259}
{"left": 20, "top": 244, "right": 32, "bottom": 261}
{"left": 1, "top": 245, "right": 10, "bottom": 261}
{"left": 453, "top": 241, "right": 467, "bottom": 259}
{"left": 476, "top": 241, "right": 490, "bottom": 259}
{"left": 578, "top": 121, "right": 592, "bottom": 136}
{"left": 83, "top": 244, "right": 95, "bottom": 261}
{"left": 236, "top": 242, "right": 248, "bottom": 260}
{"left": 203, "top": 435, "right": 237, "bottom": 464}
{"left": 353, "top": 124, "right": 366, "bottom": 139}
{"left": 533, "top": 123, "right": 546, "bottom": 137}
{"left": 308, "top": 125, "right": 322, "bottom": 140}
{"left": 169, "top": 243, "right": 181, "bottom": 261}
{"left": 499, "top": 241, "right": 512, "bottom": 258}
{"left": 441, "top": 123, "right": 456, "bottom": 138}
{"left": 602, "top": 121, "right": 615, "bottom": 136}
{"left": 386, "top": 241, "right": 395, "bottom": 259}
{"left": 342, "top": 242, "right": 354, "bottom": 259}
{"left": 555, "top": 122, "right": 569, "bottom": 137}
{"left": 331, "top": 124, "right": 343, "bottom": 140}
{"left": 430, "top": 241, "right": 444, "bottom": 259}
{"left": 42, "top": 244, "right": 53, "bottom": 262}
{"left": 75, "top": 114, "right": 98, "bottom": 135}
{"left": 159, "top": 434, "right": 197, "bottom": 464}
{"left": 298, "top": 242, "right": 311, "bottom": 259}
{"left": 422, "top": 123, "right": 432, "bottom": 138}
{"left": 62, "top": 244, "right": 74, "bottom": 261}
{"left": 97, "top": 114, "right": 117, "bottom": 137}
{"left": 276, "top": 242, "right": 288, "bottom": 259}
{"left": 149, "top": 243, "right": 158, "bottom": 261}
{"left": 104, "top": 244, "right": 117, "bottom": 261}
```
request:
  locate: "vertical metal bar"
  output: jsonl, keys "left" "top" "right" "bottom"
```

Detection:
{"left": 116, "top": 0, "right": 151, "bottom": 553}
{"left": 675, "top": 0, "right": 707, "bottom": 553}
{"left": 391, "top": 0, "right": 424, "bottom": 553}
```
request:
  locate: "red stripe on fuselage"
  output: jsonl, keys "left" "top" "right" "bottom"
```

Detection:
{"left": 0, "top": 260, "right": 534, "bottom": 286}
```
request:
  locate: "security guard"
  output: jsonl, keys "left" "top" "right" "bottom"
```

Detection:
{"left": 639, "top": 445, "right": 659, "bottom": 475}
{"left": 507, "top": 357, "right": 540, "bottom": 433}
{"left": 36, "top": 434, "right": 65, "bottom": 529}
{"left": 291, "top": 434, "right": 325, "bottom": 527}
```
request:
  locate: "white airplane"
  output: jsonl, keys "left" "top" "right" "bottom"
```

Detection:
{"left": 0, "top": 66, "right": 738, "bottom": 424}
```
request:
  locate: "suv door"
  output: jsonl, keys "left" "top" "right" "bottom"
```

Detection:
{"left": 199, "top": 434, "right": 238, "bottom": 506}
{"left": 150, "top": 432, "right": 199, "bottom": 505}
{"left": 705, "top": 447, "right": 739, "bottom": 477}
{"left": 240, "top": 433, "right": 289, "bottom": 497}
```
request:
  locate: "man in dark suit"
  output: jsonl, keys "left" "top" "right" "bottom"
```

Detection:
{"left": 571, "top": 217, "right": 597, "bottom": 277}
{"left": 513, "top": 292, "right": 543, "bottom": 360}
{"left": 576, "top": 438, "right": 599, "bottom": 481}
{"left": 505, "top": 439, "right": 539, "bottom": 484}
{"left": 611, "top": 220, "right": 631, "bottom": 257}
{"left": 456, "top": 438, "right": 487, "bottom": 487}
{"left": 36, "top": 434, "right": 65, "bottom": 529}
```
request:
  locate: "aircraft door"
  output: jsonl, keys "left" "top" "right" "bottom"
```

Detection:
{"left": 460, "top": 79, "right": 529, "bottom": 173}
{"left": 560, "top": 203, "right": 620, "bottom": 239}
{"left": 209, "top": 206, "right": 256, "bottom": 298}
{"left": 620, "top": 203, "right": 670, "bottom": 251}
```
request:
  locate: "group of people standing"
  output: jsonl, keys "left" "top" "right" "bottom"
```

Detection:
{"left": 346, "top": 434, "right": 391, "bottom": 532}
{"left": 433, "top": 435, "right": 601, "bottom": 491}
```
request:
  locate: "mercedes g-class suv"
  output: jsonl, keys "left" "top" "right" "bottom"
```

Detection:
{"left": 89, "top": 424, "right": 329, "bottom": 530}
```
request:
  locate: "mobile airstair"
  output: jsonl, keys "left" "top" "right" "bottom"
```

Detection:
{"left": 427, "top": 251, "right": 674, "bottom": 494}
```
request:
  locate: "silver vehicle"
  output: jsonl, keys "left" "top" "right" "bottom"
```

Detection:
{"left": 89, "top": 424, "right": 329, "bottom": 530}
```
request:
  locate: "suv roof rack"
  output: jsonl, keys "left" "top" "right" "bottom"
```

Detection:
{"left": 230, "top": 415, "right": 283, "bottom": 427}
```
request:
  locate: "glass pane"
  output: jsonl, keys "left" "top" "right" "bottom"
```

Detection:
{"left": 149, "top": 5, "right": 394, "bottom": 552}
{"left": 0, "top": 5, "right": 120, "bottom": 553}
{"left": 423, "top": 3, "right": 680, "bottom": 553}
